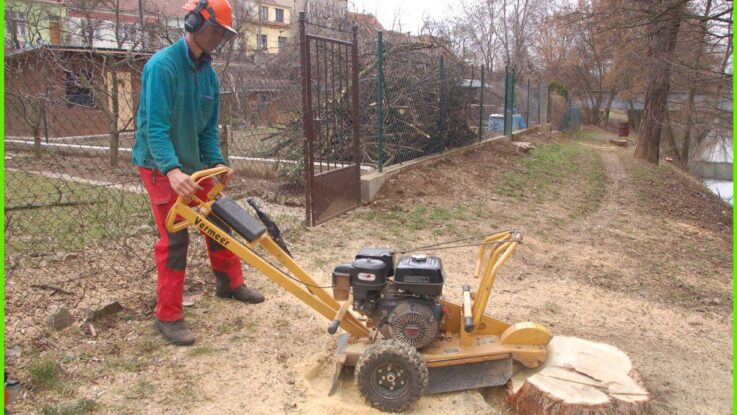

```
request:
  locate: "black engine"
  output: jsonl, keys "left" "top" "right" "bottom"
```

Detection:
{"left": 332, "top": 248, "right": 445, "bottom": 349}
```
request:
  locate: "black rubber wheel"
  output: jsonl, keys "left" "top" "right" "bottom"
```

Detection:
{"left": 354, "top": 340, "right": 428, "bottom": 412}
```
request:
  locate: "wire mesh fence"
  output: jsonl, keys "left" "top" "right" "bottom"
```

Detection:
{"left": 5, "top": 9, "right": 554, "bottom": 339}
{"left": 358, "top": 38, "right": 549, "bottom": 171}
{"left": 4, "top": 17, "right": 309, "bottom": 335}
{"left": 5, "top": 45, "right": 156, "bottom": 299}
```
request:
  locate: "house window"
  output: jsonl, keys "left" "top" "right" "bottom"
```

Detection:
{"left": 259, "top": 6, "right": 268, "bottom": 20}
{"left": 278, "top": 36, "right": 287, "bottom": 51}
{"left": 257, "top": 94, "right": 268, "bottom": 111}
{"left": 116, "top": 23, "right": 137, "bottom": 43}
{"left": 65, "top": 70, "right": 96, "bottom": 107}
{"left": 259, "top": 34, "right": 267, "bottom": 50}
{"left": 48, "top": 15, "right": 61, "bottom": 45}
{"left": 92, "top": 22, "right": 102, "bottom": 41}
{"left": 10, "top": 11, "right": 26, "bottom": 37}
{"left": 275, "top": 8, "right": 284, "bottom": 22}
{"left": 76, "top": 18, "right": 97, "bottom": 46}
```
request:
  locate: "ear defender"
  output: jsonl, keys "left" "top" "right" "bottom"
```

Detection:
{"left": 184, "top": 0, "right": 209, "bottom": 33}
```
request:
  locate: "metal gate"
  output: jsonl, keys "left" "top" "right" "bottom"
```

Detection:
{"left": 299, "top": 13, "right": 361, "bottom": 227}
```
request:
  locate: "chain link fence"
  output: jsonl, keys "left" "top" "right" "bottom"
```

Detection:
{"left": 5, "top": 10, "right": 553, "bottom": 344}
{"left": 4, "top": 15, "right": 308, "bottom": 342}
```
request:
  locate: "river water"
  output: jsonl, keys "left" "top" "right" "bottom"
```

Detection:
{"left": 704, "top": 180, "right": 733, "bottom": 205}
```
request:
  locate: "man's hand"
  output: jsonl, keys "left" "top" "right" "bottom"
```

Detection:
{"left": 215, "top": 164, "right": 235, "bottom": 187}
{"left": 166, "top": 168, "right": 203, "bottom": 199}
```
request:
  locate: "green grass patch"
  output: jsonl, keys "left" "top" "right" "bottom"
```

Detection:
{"left": 41, "top": 399, "right": 98, "bottom": 415}
{"left": 495, "top": 142, "right": 582, "bottom": 200}
{"left": 365, "top": 203, "right": 470, "bottom": 236}
{"left": 5, "top": 171, "right": 150, "bottom": 258}
{"left": 495, "top": 142, "right": 605, "bottom": 218}
{"left": 543, "top": 300, "right": 562, "bottom": 314}
{"left": 105, "top": 357, "right": 148, "bottom": 372}
{"left": 135, "top": 335, "right": 163, "bottom": 355}
{"left": 573, "top": 152, "right": 606, "bottom": 218}
{"left": 566, "top": 129, "right": 616, "bottom": 143}
{"left": 622, "top": 154, "right": 670, "bottom": 204}
{"left": 188, "top": 345, "right": 219, "bottom": 357}
{"left": 229, "top": 125, "right": 294, "bottom": 157}
{"left": 29, "top": 358, "right": 62, "bottom": 390}
{"left": 127, "top": 379, "right": 155, "bottom": 399}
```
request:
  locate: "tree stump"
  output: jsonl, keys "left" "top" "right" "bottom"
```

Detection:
{"left": 609, "top": 138, "right": 628, "bottom": 148}
{"left": 507, "top": 336, "right": 650, "bottom": 415}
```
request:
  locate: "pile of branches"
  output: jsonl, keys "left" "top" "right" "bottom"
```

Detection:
{"left": 214, "top": 15, "right": 478, "bottom": 185}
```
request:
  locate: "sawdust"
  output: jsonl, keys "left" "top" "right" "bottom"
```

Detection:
{"left": 295, "top": 352, "right": 503, "bottom": 415}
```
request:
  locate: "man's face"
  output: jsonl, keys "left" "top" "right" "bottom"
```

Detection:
{"left": 194, "top": 21, "right": 234, "bottom": 54}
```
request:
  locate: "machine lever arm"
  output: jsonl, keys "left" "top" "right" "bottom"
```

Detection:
{"left": 463, "top": 284, "right": 473, "bottom": 333}
{"left": 328, "top": 295, "right": 353, "bottom": 335}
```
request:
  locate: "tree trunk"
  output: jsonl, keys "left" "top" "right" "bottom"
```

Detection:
{"left": 633, "top": 0, "right": 684, "bottom": 164}
{"left": 603, "top": 90, "right": 616, "bottom": 129}
{"left": 680, "top": 0, "right": 710, "bottom": 166}
{"left": 110, "top": 67, "right": 120, "bottom": 167}
{"left": 712, "top": 7, "right": 731, "bottom": 110}
{"left": 590, "top": 99, "right": 601, "bottom": 126}
{"left": 507, "top": 336, "right": 651, "bottom": 415}
{"left": 663, "top": 109, "right": 681, "bottom": 162}
{"left": 221, "top": 124, "right": 229, "bottom": 160}
{"left": 110, "top": 130, "right": 120, "bottom": 167}
{"left": 680, "top": 88, "right": 696, "bottom": 164}
{"left": 591, "top": 91, "right": 602, "bottom": 127}
{"left": 33, "top": 127, "right": 42, "bottom": 159}
{"left": 627, "top": 100, "right": 641, "bottom": 133}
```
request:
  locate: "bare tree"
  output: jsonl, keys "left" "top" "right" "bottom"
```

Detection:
{"left": 5, "top": 51, "right": 55, "bottom": 158}
{"left": 662, "top": 0, "right": 732, "bottom": 164}
{"left": 537, "top": 1, "right": 643, "bottom": 127}
{"left": 633, "top": 0, "right": 685, "bottom": 164}
{"left": 60, "top": 0, "right": 146, "bottom": 167}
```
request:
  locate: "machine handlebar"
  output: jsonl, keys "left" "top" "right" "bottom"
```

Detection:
{"left": 165, "top": 166, "right": 229, "bottom": 233}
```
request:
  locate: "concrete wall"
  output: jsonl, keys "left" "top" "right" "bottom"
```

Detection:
{"left": 360, "top": 127, "right": 542, "bottom": 203}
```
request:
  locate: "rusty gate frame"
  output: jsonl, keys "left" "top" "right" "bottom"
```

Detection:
{"left": 299, "top": 13, "right": 361, "bottom": 227}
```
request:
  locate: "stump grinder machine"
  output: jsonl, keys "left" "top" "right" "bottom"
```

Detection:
{"left": 166, "top": 167, "right": 552, "bottom": 412}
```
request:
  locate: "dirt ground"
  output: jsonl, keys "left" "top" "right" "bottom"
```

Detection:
{"left": 6, "top": 127, "right": 732, "bottom": 414}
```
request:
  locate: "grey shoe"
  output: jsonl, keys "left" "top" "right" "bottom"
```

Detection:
{"left": 227, "top": 284, "right": 265, "bottom": 304}
{"left": 215, "top": 272, "right": 265, "bottom": 304}
{"left": 154, "top": 318, "right": 195, "bottom": 346}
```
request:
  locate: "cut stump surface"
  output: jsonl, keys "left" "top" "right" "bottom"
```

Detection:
{"left": 507, "top": 336, "right": 650, "bottom": 414}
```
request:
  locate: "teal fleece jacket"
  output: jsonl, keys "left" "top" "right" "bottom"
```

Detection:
{"left": 132, "top": 37, "right": 226, "bottom": 175}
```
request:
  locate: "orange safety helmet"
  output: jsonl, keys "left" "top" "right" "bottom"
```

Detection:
{"left": 182, "top": 0, "right": 237, "bottom": 36}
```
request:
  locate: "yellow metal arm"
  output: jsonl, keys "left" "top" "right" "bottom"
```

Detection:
{"left": 470, "top": 231, "right": 522, "bottom": 331}
{"left": 165, "top": 167, "right": 228, "bottom": 233}
{"left": 162, "top": 169, "right": 371, "bottom": 339}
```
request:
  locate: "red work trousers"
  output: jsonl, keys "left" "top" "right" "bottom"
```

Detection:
{"left": 139, "top": 167, "right": 244, "bottom": 322}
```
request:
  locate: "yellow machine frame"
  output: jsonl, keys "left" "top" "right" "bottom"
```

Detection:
{"left": 166, "top": 167, "right": 551, "bottom": 371}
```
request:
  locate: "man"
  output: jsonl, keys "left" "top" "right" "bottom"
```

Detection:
{"left": 133, "top": 0, "right": 264, "bottom": 346}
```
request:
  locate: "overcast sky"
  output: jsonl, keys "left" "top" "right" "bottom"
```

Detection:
{"left": 348, "top": 0, "right": 454, "bottom": 34}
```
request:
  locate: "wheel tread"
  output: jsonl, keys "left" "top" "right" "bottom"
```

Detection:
{"left": 354, "top": 340, "right": 428, "bottom": 412}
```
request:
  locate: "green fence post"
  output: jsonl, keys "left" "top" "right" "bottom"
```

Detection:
{"left": 478, "top": 64, "right": 484, "bottom": 142}
{"left": 504, "top": 65, "right": 514, "bottom": 137}
{"left": 377, "top": 31, "right": 384, "bottom": 172}
{"left": 512, "top": 68, "right": 516, "bottom": 123}
{"left": 537, "top": 82, "right": 541, "bottom": 126}
{"left": 547, "top": 83, "right": 552, "bottom": 126}
{"left": 438, "top": 56, "right": 446, "bottom": 151}
{"left": 526, "top": 79, "right": 530, "bottom": 128}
